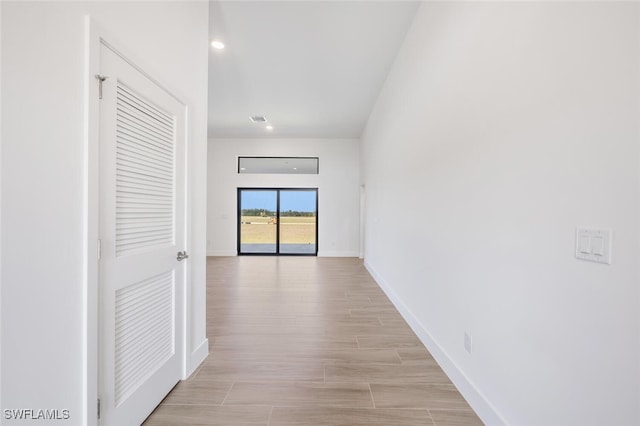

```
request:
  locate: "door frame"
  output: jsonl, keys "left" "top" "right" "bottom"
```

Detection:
{"left": 359, "top": 184, "right": 366, "bottom": 259}
{"left": 237, "top": 188, "right": 319, "bottom": 256}
{"left": 83, "top": 17, "right": 191, "bottom": 426}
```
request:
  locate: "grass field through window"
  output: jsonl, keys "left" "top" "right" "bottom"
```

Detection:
{"left": 240, "top": 216, "right": 316, "bottom": 244}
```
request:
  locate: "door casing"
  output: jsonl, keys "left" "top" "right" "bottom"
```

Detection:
{"left": 84, "top": 18, "right": 192, "bottom": 426}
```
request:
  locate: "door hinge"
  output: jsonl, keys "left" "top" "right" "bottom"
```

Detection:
{"left": 95, "top": 74, "right": 108, "bottom": 99}
{"left": 97, "top": 239, "right": 101, "bottom": 260}
{"left": 97, "top": 398, "right": 101, "bottom": 419}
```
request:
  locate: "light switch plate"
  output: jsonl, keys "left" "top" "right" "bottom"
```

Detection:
{"left": 575, "top": 228, "right": 612, "bottom": 264}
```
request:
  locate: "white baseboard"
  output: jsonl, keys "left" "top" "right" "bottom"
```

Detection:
{"left": 317, "top": 250, "right": 360, "bottom": 257}
{"left": 206, "top": 250, "right": 236, "bottom": 257}
{"left": 187, "top": 338, "right": 209, "bottom": 378}
{"left": 364, "top": 260, "right": 507, "bottom": 426}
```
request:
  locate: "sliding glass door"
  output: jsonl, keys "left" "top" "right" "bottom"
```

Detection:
{"left": 238, "top": 188, "right": 318, "bottom": 255}
{"left": 279, "top": 190, "right": 317, "bottom": 254}
{"left": 238, "top": 190, "right": 278, "bottom": 254}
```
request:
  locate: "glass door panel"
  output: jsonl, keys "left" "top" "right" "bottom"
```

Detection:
{"left": 238, "top": 190, "right": 278, "bottom": 254}
{"left": 279, "top": 190, "right": 317, "bottom": 255}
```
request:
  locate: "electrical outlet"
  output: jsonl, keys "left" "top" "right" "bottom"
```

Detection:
{"left": 464, "top": 332, "right": 473, "bottom": 354}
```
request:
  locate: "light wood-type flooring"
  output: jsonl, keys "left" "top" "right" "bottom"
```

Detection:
{"left": 144, "top": 256, "right": 483, "bottom": 425}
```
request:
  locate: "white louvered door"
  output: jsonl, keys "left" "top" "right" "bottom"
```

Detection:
{"left": 99, "top": 44, "right": 185, "bottom": 426}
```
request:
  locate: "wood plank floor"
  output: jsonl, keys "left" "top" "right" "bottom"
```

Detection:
{"left": 144, "top": 256, "right": 484, "bottom": 426}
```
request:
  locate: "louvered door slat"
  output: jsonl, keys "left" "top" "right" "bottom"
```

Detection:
{"left": 116, "top": 204, "right": 172, "bottom": 211}
{"left": 117, "top": 144, "right": 174, "bottom": 172}
{"left": 115, "top": 287, "right": 172, "bottom": 326}
{"left": 115, "top": 81, "right": 175, "bottom": 257}
{"left": 116, "top": 218, "right": 172, "bottom": 228}
{"left": 116, "top": 125, "right": 172, "bottom": 158}
{"left": 117, "top": 105, "right": 174, "bottom": 140}
{"left": 116, "top": 126, "right": 173, "bottom": 156}
{"left": 116, "top": 182, "right": 173, "bottom": 197}
{"left": 114, "top": 271, "right": 174, "bottom": 405}
{"left": 117, "top": 85, "right": 175, "bottom": 128}
{"left": 117, "top": 86, "right": 174, "bottom": 132}
{"left": 117, "top": 98, "right": 174, "bottom": 131}
{"left": 117, "top": 135, "right": 174, "bottom": 163}
{"left": 116, "top": 204, "right": 172, "bottom": 213}
{"left": 117, "top": 213, "right": 172, "bottom": 220}
{"left": 115, "top": 313, "right": 172, "bottom": 358}
{"left": 116, "top": 156, "right": 172, "bottom": 179}
{"left": 115, "top": 292, "right": 172, "bottom": 348}
{"left": 116, "top": 158, "right": 173, "bottom": 182}
{"left": 115, "top": 334, "right": 173, "bottom": 401}
{"left": 116, "top": 229, "right": 174, "bottom": 241}
{"left": 117, "top": 237, "right": 174, "bottom": 254}
{"left": 115, "top": 273, "right": 172, "bottom": 308}
{"left": 116, "top": 113, "right": 173, "bottom": 147}
{"left": 116, "top": 170, "right": 172, "bottom": 187}
{"left": 116, "top": 233, "right": 174, "bottom": 246}
{"left": 117, "top": 196, "right": 172, "bottom": 205}
{"left": 115, "top": 197, "right": 173, "bottom": 207}
{"left": 117, "top": 128, "right": 174, "bottom": 158}
{"left": 115, "top": 195, "right": 171, "bottom": 206}
{"left": 116, "top": 155, "right": 173, "bottom": 179}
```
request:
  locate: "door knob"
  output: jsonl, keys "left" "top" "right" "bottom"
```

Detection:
{"left": 177, "top": 251, "right": 189, "bottom": 261}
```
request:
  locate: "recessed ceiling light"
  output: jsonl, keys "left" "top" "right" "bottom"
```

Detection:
{"left": 266, "top": 125, "right": 273, "bottom": 131}
{"left": 250, "top": 116, "right": 267, "bottom": 123}
{"left": 211, "top": 40, "right": 225, "bottom": 50}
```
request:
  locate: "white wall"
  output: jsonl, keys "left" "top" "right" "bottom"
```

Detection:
{"left": 1, "top": 2, "right": 208, "bottom": 424}
{"left": 0, "top": 0, "right": 3, "bottom": 417}
{"left": 208, "top": 138, "right": 360, "bottom": 257}
{"left": 361, "top": 2, "right": 640, "bottom": 425}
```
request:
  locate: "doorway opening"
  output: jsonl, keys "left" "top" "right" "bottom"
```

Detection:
{"left": 237, "top": 188, "right": 318, "bottom": 255}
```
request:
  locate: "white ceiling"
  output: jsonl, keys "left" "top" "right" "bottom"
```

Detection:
{"left": 208, "top": 1, "right": 420, "bottom": 139}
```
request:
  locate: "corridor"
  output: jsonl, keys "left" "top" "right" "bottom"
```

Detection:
{"left": 144, "top": 257, "right": 483, "bottom": 425}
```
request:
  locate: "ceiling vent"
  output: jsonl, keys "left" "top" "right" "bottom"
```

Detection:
{"left": 250, "top": 116, "right": 267, "bottom": 123}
